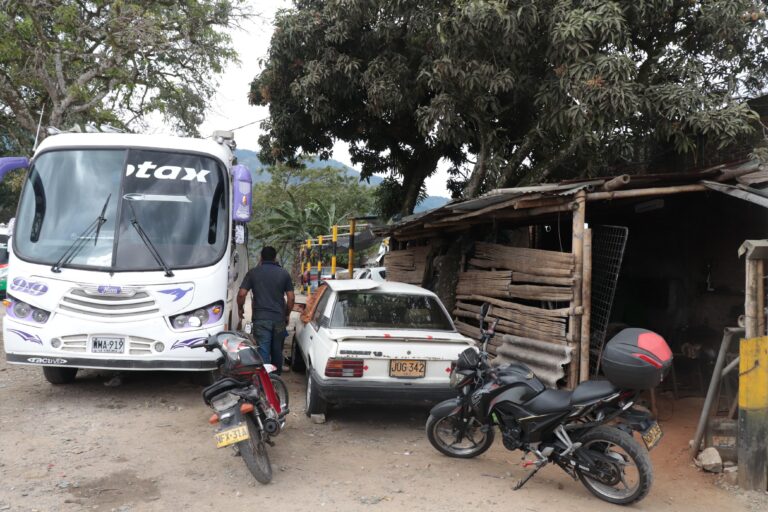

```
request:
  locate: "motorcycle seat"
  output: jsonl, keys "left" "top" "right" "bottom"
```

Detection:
{"left": 524, "top": 389, "right": 572, "bottom": 415}
{"left": 569, "top": 380, "right": 619, "bottom": 406}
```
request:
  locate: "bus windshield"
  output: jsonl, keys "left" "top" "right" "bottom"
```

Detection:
{"left": 14, "top": 148, "right": 228, "bottom": 272}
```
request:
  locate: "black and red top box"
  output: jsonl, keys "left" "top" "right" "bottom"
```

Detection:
{"left": 601, "top": 328, "right": 673, "bottom": 390}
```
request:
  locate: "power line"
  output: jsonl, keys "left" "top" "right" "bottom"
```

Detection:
{"left": 228, "top": 117, "right": 269, "bottom": 132}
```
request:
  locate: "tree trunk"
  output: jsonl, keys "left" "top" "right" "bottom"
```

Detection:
{"left": 464, "top": 130, "right": 489, "bottom": 198}
{"left": 399, "top": 152, "right": 440, "bottom": 216}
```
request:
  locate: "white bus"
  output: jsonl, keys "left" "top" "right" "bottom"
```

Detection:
{"left": 0, "top": 131, "right": 252, "bottom": 383}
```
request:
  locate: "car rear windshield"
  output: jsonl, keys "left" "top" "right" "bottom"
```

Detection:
{"left": 330, "top": 291, "right": 454, "bottom": 331}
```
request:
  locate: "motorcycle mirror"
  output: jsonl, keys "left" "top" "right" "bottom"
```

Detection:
{"left": 480, "top": 303, "right": 490, "bottom": 319}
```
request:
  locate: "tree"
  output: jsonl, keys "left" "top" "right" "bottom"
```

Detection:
{"left": 420, "top": 0, "right": 768, "bottom": 194}
{"left": 0, "top": 0, "right": 246, "bottom": 150}
{"left": 248, "top": 163, "right": 375, "bottom": 265}
{"left": 250, "top": 0, "right": 463, "bottom": 216}
{"left": 252, "top": 0, "right": 768, "bottom": 205}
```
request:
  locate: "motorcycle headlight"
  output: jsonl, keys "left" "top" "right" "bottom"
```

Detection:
{"left": 211, "top": 392, "right": 239, "bottom": 412}
{"left": 169, "top": 301, "right": 224, "bottom": 330}
{"left": 5, "top": 295, "right": 50, "bottom": 324}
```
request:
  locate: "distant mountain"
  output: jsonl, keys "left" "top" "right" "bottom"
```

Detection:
{"left": 234, "top": 148, "right": 448, "bottom": 213}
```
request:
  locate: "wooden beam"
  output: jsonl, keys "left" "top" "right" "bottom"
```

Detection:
{"left": 587, "top": 184, "right": 706, "bottom": 201}
{"left": 737, "top": 336, "right": 768, "bottom": 491}
{"left": 580, "top": 228, "right": 593, "bottom": 382}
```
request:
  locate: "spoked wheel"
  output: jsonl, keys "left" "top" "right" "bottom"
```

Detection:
{"left": 239, "top": 414, "right": 273, "bottom": 484}
{"left": 426, "top": 414, "right": 494, "bottom": 459}
{"left": 576, "top": 426, "right": 652, "bottom": 505}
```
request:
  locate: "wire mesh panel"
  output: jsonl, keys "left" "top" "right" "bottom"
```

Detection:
{"left": 589, "top": 225, "right": 629, "bottom": 377}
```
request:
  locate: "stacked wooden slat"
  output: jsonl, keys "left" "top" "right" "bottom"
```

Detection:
{"left": 453, "top": 297, "right": 567, "bottom": 344}
{"left": 384, "top": 245, "right": 431, "bottom": 285}
{"left": 452, "top": 242, "right": 577, "bottom": 387}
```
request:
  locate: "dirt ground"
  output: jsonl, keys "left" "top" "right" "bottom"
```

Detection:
{"left": 0, "top": 318, "right": 765, "bottom": 511}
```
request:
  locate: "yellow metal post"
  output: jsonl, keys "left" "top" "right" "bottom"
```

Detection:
{"left": 348, "top": 218, "right": 356, "bottom": 275}
{"left": 331, "top": 225, "right": 338, "bottom": 278}
{"left": 306, "top": 239, "right": 312, "bottom": 297}
{"left": 738, "top": 336, "right": 768, "bottom": 491}
{"left": 317, "top": 235, "right": 323, "bottom": 278}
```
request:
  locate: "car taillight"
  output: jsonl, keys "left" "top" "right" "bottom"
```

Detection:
{"left": 325, "top": 358, "right": 364, "bottom": 378}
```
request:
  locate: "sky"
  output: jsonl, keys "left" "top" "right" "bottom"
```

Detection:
{"left": 196, "top": 0, "right": 452, "bottom": 198}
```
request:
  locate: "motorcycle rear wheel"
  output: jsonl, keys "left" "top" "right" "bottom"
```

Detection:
{"left": 269, "top": 374, "right": 289, "bottom": 412}
{"left": 576, "top": 426, "right": 652, "bottom": 505}
{"left": 426, "top": 413, "right": 494, "bottom": 459}
{"left": 239, "top": 414, "right": 273, "bottom": 484}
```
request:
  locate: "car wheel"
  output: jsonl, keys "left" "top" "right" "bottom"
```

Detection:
{"left": 42, "top": 366, "right": 78, "bottom": 385}
{"left": 290, "top": 340, "right": 306, "bottom": 373}
{"left": 305, "top": 370, "right": 327, "bottom": 417}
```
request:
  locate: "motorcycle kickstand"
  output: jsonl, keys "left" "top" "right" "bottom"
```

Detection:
{"left": 513, "top": 459, "right": 548, "bottom": 491}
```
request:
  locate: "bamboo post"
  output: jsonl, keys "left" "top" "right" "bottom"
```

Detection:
{"left": 567, "top": 190, "right": 586, "bottom": 389}
{"left": 758, "top": 259, "right": 765, "bottom": 336}
{"left": 331, "top": 225, "right": 338, "bottom": 279}
{"left": 580, "top": 228, "right": 593, "bottom": 382}
{"left": 348, "top": 218, "right": 357, "bottom": 275}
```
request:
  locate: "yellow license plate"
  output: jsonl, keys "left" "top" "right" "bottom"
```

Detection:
{"left": 641, "top": 422, "right": 663, "bottom": 450}
{"left": 389, "top": 359, "right": 426, "bottom": 378}
{"left": 214, "top": 424, "right": 249, "bottom": 448}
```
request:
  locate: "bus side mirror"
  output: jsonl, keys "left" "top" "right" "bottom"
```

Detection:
{"left": 0, "top": 157, "right": 29, "bottom": 183}
{"left": 231, "top": 164, "right": 252, "bottom": 222}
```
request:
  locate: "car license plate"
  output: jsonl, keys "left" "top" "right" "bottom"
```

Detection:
{"left": 389, "top": 359, "right": 426, "bottom": 378}
{"left": 641, "top": 421, "right": 663, "bottom": 450}
{"left": 214, "top": 424, "right": 249, "bottom": 448}
{"left": 91, "top": 337, "right": 125, "bottom": 354}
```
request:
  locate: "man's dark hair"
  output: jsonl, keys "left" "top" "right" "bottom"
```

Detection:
{"left": 261, "top": 246, "right": 277, "bottom": 262}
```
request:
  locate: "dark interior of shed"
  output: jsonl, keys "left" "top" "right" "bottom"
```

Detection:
{"left": 534, "top": 191, "right": 767, "bottom": 401}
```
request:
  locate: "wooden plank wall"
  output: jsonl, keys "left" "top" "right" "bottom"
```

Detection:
{"left": 384, "top": 245, "right": 431, "bottom": 285}
{"left": 453, "top": 242, "right": 576, "bottom": 381}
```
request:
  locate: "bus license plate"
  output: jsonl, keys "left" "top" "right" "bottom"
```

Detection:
{"left": 91, "top": 337, "right": 125, "bottom": 353}
{"left": 641, "top": 421, "right": 663, "bottom": 450}
{"left": 215, "top": 424, "right": 249, "bottom": 448}
{"left": 389, "top": 360, "right": 426, "bottom": 378}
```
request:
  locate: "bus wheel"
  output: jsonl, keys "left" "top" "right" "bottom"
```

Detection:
{"left": 43, "top": 366, "right": 78, "bottom": 384}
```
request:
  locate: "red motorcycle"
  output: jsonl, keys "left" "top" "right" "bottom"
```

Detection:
{"left": 192, "top": 331, "right": 288, "bottom": 483}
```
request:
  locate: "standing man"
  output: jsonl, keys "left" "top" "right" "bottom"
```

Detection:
{"left": 237, "top": 246, "right": 295, "bottom": 374}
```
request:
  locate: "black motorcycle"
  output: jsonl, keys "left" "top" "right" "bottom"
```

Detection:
{"left": 192, "top": 331, "right": 289, "bottom": 484}
{"left": 426, "top": 303, "right": 671, "bottom": 505}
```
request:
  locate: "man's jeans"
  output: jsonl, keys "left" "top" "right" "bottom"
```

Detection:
{"left": 252, "top": 319, "right": 287, "bottom": 374}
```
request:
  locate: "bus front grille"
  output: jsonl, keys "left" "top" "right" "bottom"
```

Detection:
{"left": 59, "top": 288, "right": 159, "bottom": 320}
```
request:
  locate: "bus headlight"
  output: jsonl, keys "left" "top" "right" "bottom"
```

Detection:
{"left": 5, "top": 295, "right": 51, "bottom": 324}
{"left": 169, "top": 301, "right": 224, "bottom": 330}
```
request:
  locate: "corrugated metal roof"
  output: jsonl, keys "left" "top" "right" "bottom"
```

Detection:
{"left": 494, "top": 335, "right": 573, "bottom": 388}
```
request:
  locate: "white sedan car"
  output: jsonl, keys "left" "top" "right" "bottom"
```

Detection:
{"left": 292, "top": 280, "right": 474, "bottom": 415}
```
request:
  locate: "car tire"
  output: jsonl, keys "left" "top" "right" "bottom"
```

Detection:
{"left": 42, "top": 366, "right": 78, "bottom": 385}
{"left": 290, "top": 340, "right": 306, "bottom": 373}
{"left": 305, "top": 370, "right": 327, "bottom": 417}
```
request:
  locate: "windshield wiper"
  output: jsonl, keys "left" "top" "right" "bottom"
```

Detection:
{"left": 125, "top": 199, "right": 174, "bottom": 277}
{"left": 51, "top": 194, "right": 111, "bottom": 273}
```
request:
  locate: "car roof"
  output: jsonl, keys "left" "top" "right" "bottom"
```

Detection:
{"left": 324, "top": 279, "right": 436, "bottom": 296}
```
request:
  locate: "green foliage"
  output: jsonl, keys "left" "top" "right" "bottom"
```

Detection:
{"left": 248, "top": 163, "right": 375, "bottom": 265}
{"left": 252, "top": 0, "right": 768, "bottom": 204}
{"left": 0, "top": 0, "right": 246, "bottom": 149}
{"left": 250, "top": 0, "right": 464, "bottom": 216}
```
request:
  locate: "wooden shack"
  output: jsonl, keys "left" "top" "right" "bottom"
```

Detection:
{"left": 380, "top": 160, "right": 768, "bottom": 391}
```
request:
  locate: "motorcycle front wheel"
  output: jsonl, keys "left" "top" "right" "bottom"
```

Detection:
{"left": 576, "top": 426, "right": 652, "bottom": 505}
{"left": 239, "top": 414, "right": 273, "bottom": 484}
{"left": 426, "top": 413, "right": 494, "bottom": 459}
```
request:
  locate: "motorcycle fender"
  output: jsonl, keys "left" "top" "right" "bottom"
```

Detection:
{"left": 617, "top": 407, "right": 655, "bottom": 433}
{"left": 429, "top": 398, "right": 462, "bottom": 419}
